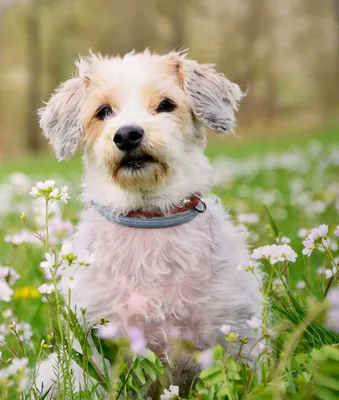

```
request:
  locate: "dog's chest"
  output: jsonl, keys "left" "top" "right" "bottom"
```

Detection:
{"left": 67, "top": 213, "right": 215, "bottom": 326}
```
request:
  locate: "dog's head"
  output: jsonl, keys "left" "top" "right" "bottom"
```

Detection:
{"left": 39, "top": 51, "right": 243, "bottom": 192}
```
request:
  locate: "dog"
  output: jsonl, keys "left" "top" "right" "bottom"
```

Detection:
{"left": 36, "top": 50, "right": 262, "bottom": 398}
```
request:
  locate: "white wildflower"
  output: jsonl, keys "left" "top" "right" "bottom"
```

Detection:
{"left": 29, "top": 186, "right": 39, "bottom": 198}
{"left": 308, "top": 224, "right": 328, "bottom": 241}
{"left": 327, "top": 288, "right": 339, "bottom": 332}
{"left": 0, "top": 266, "right": 20, "bottom": 284}
{"left": 40, "top": 253, "right": 56, "bottom": 270}
{"left": 0, "top": 280, "right": 14, "bottom": 302}
{"left": 252, "top": 244, "right": 297, "bottom": 264}
{"left": 298, "top": 228, "right": 309, "bottom": 238}
{"left": 38, "top": 283, "right": 54, "bottom": 295}
{"left": 60, "top": 186, "right": 70, "bottom": 204}
{"left": 37, "top": 180, "right": 55, "bottom": 190}
{"left": 302, "top": 239, "right": 314, "bottom": 256}
{"left": 317, "top": 266, "right": 326, "bottom": 275}
{"left": 160, "top": 385, "right": 179, "bottom": 400}
{"left": 6, "top": 357, "right": 28, "bottom": 375}
{"left": 277, "top": 236, "right": 291, "bottom": 244}
{"left": 246, "top": 316, "right": 261, "bottom": 331}
{"left": 238, "top": 213, "right": 260, "bottom": 225}
{"left": 220, "top": 324, "right": 231, "bottom": 335}
{"left": 322, "top": 238, "right": 339, "bottom": 252}
{"left": 61, "top": 242, "right": 73, "bottom": 256}
{"left": 258, "top": 343, "right": 267, "bottom": 353}
{"left": 49, "top": 188, "right": 60, "bottom": 198}
{"left": 3, "top": 309, "right": 13, "bottom": 319}
{"left": 296, "top": 281, "right": 306, "bottom": 289}
{"left": 77, "top": 250, "right": 95, "bottom": 266}
{"left": 325, "top": 267, "right": 337, "bottom": 279}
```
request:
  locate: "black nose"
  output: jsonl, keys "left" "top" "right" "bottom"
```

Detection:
{"left": 113, "top": 125, "right": 144, "bottom": 152}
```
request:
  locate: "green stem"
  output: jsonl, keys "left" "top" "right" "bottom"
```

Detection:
{"left": 219, "top": 343, "right": 233, "bottom": 400}
{"left": 11, "top": 329, "right": 25, "bottom": 357}
{"left": 116, "top": 361, "right": 136, "bottom": 399}
{"left": 262, "top": 263, "right": 276, "bottom": 373}
{"left": 45, "top": 197, "right": 49, "bottom": 253}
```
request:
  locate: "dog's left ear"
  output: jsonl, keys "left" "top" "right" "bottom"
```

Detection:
{"left": 38, "top": 77, "right": 84, "bottom": 160}
{"left": 171, "top": 53, "right": 244, "bottom": 133}
{"left": 38, "top": 53, "right": 101, "bottom": 160}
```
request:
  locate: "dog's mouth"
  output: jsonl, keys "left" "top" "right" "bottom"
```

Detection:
{"left": 119, "top": 154, "right": 157, "bottom": 171}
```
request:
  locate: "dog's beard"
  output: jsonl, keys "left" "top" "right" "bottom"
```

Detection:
{"left": 106, "top": 148, "right": 169, "bottom": 190}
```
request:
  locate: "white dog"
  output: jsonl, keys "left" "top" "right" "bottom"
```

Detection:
{"left": 37, "top": 50, "right": 262, "bottom": 398}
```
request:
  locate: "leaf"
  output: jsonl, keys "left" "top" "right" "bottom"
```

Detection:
{"left": 315, "top": 373, "right": 339, "bottom": 391}
{"left": 294, "top": 353, "right": 310, "bottom": 367}
{"left": 225, "top": 358, "right": 241, "bottom": 372}
{"left": 71, "top": 347, "right": 107, "bottom": 390}
{"left": 91, "top": 329, "right": 119, "bottom": 365}
{"left": 313, "top": 386, "right": 339, "bottom": 400}
{"left": 139, "top": 359, "right": 158, "bottom": 382}
{"left": 264, "top": 205, "right": 280, "bottom": 237}
{"left": 64, "top": 307, "right": 92, "bottom": 357}
{"left": 201, "top": 371, "right": 224, "bottom": 386}
{"left": 322, "top": 345, "right": 339, "bottom": 362}
{"left": 39, "top": 385, "right": 54, "bottom": 400}
{"left": 140, "top": 355, "right": 164, "bottom": 379}
{"left": 134, "top": 362, "right": 146, "bottom": 385}
{"left": 217, "top": 387, "right": 230, "bottom": 397}
{"left": 144, "top": 349, "right": 157, "bottom": 363}
{"left": 94, "top": 332, "right": 111, "bottom": 386}
{"left": 200, "top": 364, "right": 223, "bottom": 379}
{"left": 213, "top": 345, "right": 225, "bottom": 360}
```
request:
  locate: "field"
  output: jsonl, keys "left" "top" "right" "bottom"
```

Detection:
{"left": 1, "top": 124, "right": 339, "bottom": 399}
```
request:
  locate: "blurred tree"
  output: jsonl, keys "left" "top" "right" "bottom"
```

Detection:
{"left": 334, "top": 0, "right": 339, "bottom": 103}
{"left": 156, "top": 0, "right": 190, "bottom": 50}
{"left": 0, "top": 0, "right": 338, "bottom": 156}
{"left": 26, "top": 0, "right": 42, "bottom": 152}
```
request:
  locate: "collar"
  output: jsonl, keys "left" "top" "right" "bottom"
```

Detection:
{"left": 90, "top": 193, "right": 206, "bottom": 229}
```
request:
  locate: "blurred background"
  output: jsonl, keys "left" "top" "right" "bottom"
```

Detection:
{"left": 0, "top": 0, "right": 338, "bottom": 159}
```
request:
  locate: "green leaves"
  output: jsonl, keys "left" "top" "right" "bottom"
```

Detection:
{"left": 310, "top": 346, "right": 339, "bottom": 400}
{"left": 90, "top": 331, "right": 165, "bottom": 398}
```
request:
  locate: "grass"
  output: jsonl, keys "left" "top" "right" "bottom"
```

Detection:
{"left": 1, "top": 124, "right": 338, "bottom": 178}
{"left": 1, "top": 124, "right": 339, "bottom": 399}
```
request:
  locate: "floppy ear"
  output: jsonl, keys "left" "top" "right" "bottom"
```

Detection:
{"left": 181, "top": 57, "right": 244, "bottom": 133}
{"left": 38, "top": 77, "right": 84, "bottom": 160}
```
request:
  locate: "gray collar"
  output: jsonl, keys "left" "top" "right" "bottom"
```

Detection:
{"left": 90, "top": 196, "right": 206, "bottom": 229}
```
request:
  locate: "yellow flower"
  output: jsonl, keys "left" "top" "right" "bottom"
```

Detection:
{"left": 14, "top": 286, "right": 40, "bottom": 299}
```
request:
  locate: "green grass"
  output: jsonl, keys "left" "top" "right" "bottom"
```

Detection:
{"left": 1, "top": 124, "right": 338, "bottom": 178}
{"left": 1, "top": 124, "right": 339, "bottom": 399}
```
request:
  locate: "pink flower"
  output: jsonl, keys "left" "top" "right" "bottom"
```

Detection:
{"left": 128, "top": 327, "right": 146, "bottom": 357}
{"left": 97, "top": 323, "right": 118, "bottom": 339}
{"left": 327, "top": 288, "right": 339, "bottom": 332}
{"left": 199, "top": 349, "right": 214, "bottom": 369}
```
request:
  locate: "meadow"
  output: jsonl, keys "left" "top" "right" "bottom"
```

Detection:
{"left": 1, "top": 124, "right": 339, "bottom": 399}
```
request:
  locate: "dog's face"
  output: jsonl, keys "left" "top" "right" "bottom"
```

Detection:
{"left": 39, "top": 51, "right": 243, "bottom": 192}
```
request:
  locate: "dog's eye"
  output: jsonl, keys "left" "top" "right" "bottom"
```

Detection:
{"left": 156, "top": 99, "right": 176, "bottom": 113}
{"left": 96, "top": 106, "right": 113, "bottom": 120}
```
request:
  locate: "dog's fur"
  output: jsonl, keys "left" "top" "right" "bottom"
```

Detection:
{"left": 37, "top": 50, "right": 262, "bottom": 398}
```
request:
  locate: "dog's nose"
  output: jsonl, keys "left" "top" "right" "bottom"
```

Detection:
{"left": 113, "top": 125, "right": 144, "bottom": 152}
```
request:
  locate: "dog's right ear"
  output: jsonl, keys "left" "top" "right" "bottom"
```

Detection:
{"left": 166, "top": 51, "right": 244, "bottom": 134}
{"left": 38, "top": 77, "right": 84, "bottom": 160}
